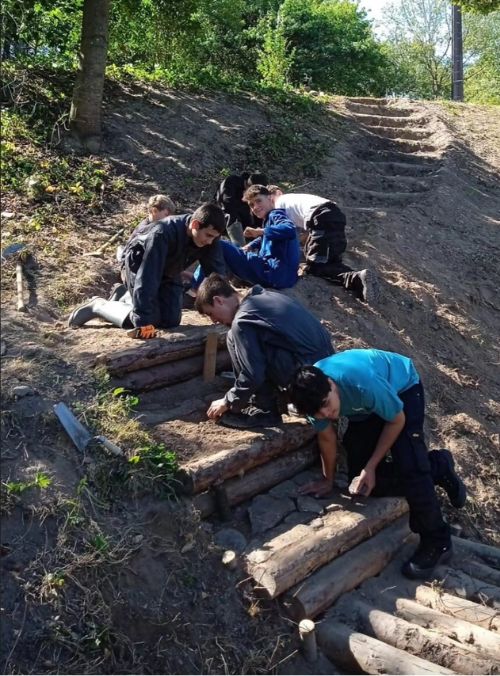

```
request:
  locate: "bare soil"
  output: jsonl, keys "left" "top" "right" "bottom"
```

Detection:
{"left": 1, "top": 83, "right": 499, "bottom": 674}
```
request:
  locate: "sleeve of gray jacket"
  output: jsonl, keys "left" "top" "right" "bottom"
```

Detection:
{"left": 199, "top": 238, "right": 226, "bottom": 277}
{"left": 130, "top": 231, "right": 167, "bottom": 327}
{"left": 224, "top": 324, "right": 266, "bottom": 411}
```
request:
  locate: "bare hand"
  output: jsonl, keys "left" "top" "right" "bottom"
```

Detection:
{"left": 243, "top": 227, "right": 263, "bottom": 238}
{"left": 207, "top": 398, "right": 229, "bottom": 420}
{"left": 349, "top": 467, "right": 376, "bottom": 497}
{"left": 298, "top": 478, "right": 333, "bottom": 498}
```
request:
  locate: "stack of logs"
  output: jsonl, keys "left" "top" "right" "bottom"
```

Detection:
{"left": 94, "top": 325, "right": 231, "bottom": 392}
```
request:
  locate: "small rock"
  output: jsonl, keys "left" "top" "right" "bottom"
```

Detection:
{"left": 180, "top": 541, "right": 194, "bottom": 554}
{"left": 12, "top": 385, "right": 35, "bottom": 398}
{"left": 1, "top": 211, "right": 15, "bottom": 220}
{"left": 214, "top": 527, "right": 247, "bottom": 553}
{"left": 0, "top": 340, "right": 6, "bottom": 356}
{"left": 132, "top": 534, "right": 144, "bottom": 545}
{"left": 284, "top": 512, "right": 312, "bottom": 527}
{"left": 269, "top": 480, "right": 297, "bottom": 499}
{"left": 221, "top": 550, "right": 238, "bottom": 569}
{"left": 297, "top": 496, "right": 324, "bottom": 514}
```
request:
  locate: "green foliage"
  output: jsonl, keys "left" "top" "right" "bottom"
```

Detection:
{"left": 257, "top": 12, "right": 294, "bottom": 89}
{"left": 5, "top": 471, "right": 52, "bottom": 495}
{"left": 128, "top": 442, "right": 179, "bottom": 495}
{"left": 463, "top": 10, "right": 500, "bottom": 103}
{"left": 454, "top": 0, "right": 500, "bottom": 13}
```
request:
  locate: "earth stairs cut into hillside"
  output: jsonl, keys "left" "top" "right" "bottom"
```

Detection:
{"left": 96, "top": 320, "right": 500, "bottom": 675}
{"left": 340, "top": 97, "right": 446, "bottom": 213}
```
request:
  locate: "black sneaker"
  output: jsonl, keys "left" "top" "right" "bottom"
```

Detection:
{"left": 402, "top": 540, "right": 453, "bottom": 579}
{"left": 438, "top": 449, "right": 467, "bottom": 508}
{"left": 219, "top": 405, "right": 282, "bottom": 429}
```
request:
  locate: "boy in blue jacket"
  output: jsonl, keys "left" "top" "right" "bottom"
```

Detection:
{"left": 287, "top": 349, "right": 467, "bottom": 580}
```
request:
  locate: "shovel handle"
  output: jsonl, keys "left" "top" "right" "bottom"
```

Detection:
{"left": 95, "top": 435, "right": 124, "bottom": 456}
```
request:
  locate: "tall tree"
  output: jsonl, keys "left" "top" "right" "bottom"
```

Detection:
{"left": 69, "top": 0, "right": 110, "bottom": 152}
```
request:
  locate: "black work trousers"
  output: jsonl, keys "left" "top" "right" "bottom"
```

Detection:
{"left": 343, "top": 382, "right": 451, "bottom": 545}
{"left": 304, "top": 202, "right": 353, "bottom": 282}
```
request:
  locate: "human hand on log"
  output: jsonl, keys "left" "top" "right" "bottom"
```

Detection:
{"left": 298, "top": 478, "right": 333, "bottom": 498}
{"left": 207, "top": 398, "right": 229, "bottom": 420}
{"left": 348, "top": 468, "right": 375, "bottom": 497}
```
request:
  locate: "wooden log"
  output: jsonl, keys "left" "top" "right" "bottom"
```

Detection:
{"left": 434, "top": 566, "right": 500, "bottom": 610}
{"left": 95, "top": 325, "right": 227, "bottom": 376}
{"left": 455, "top": 559, "right": 500, "bottom": 588}
{"left": 245, "top": 497, "right": 408, "bottom": 599}
{"left": 178, "top": 422, "right": 316, "bottom": 495}
{"left": 283, "top": 516, "right": 410, "bottom": 621}
{"left": 317, "top": 619, "right": 454, "bottom": 674}
{"left": 350, "top": 599, "right": 497, "bottom": 674}
{"left": 203, "top": 331, "right": 218, "bottom": 382}
{"left": 453, "top": 536, "right": 500, "bottom": 568}
{"left": 414, "top": 585, "right": 500, "bottom": 632}
{"left": 192, "top": 442, "right": 318, "bottom": 518}
{"left": 110, "top": 350, "right": 232, "bottom": 392}
{"left": 393, "top": 596, "right": 500, "bottom": 661}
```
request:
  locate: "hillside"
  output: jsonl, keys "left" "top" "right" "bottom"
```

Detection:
{"left": 1, "top": 79, "right": 499, "bottom": 674}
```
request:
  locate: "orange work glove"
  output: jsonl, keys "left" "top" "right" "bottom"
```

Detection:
{"left": 127, "top": 324, "right": 158, "bottom": 339}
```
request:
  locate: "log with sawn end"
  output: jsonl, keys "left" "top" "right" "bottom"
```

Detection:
{"left": 245, "top": 496, "right": 408, "bottom": 599}
{"left": 192, "top": 441, "right": 319, "bottom": 518}
{"left": 178, "top": 422, "right": 316, "bottom": 495}
{"left": 283, "top": 515, "right": 410, "bottom": 620}
{"left": 392, "top": 596, "right": 500, "bottom": 661}
{"left": 95, "top": 325, "right": 227, "bottom": 376}
{"left": 434, "top": 566, "right": 500, "bottom": 610}
{"left": 414, "top": 584, "right": 500, "bottom": 632}
{"left": 317, "top": 620, "right": 454, "bottom": 675}
{"left": 345, "top": 599, "right": 497, "bottom": 675}
{"left": 110, "top": 350, "right": 232, "bottom": 392}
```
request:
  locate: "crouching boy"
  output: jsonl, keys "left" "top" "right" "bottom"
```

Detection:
{"left": 287, "top": 348, "right": 467, "bottom": 579}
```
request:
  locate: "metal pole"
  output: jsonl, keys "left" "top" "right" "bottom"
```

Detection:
{"left": 452, "top": 4, "right": 464, "bottom": 101}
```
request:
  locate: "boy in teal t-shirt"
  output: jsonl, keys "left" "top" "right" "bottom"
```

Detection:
{"left": 288, "top": 348, "right": 467, "bottom": 580}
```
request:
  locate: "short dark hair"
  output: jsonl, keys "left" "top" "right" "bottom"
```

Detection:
{"left": 243, "top": 184, "right": 271, "bottom": 202}
{"left": 241, "top": 171, "right": 251, "bottom": 182}
{"left": 248, "top": 172, "right": 268, "bottom": 186}
{"left": 288, "top": 365, "right": 331, "bottom": 416}
{"left": 195, "top": 273, "right": 236, "bottom": 313}
{"left": 192, "top": 202, "right": 226, "bottom": 234}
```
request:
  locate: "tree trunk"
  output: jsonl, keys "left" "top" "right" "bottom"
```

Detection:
{"left": 95, "top": 326, "right": 227, "bottom": 376}
{"left": 245, "top": 497, "right": 408, "bottom": 599}
{"left": 317, "top": 620, "right": 453, "bottom": 674}
{"left": 393, "top": 596, "right": 500, "bottom": 661}
{"left": 283, "top": 516, "right": 410, "bottom": 621}
{"left": 69, "top": 0, "right": 111, "bottom": 151}
{"left": 192, "top": 442, "right": 319, "bottom": 518}
{"left": 349, "top": 600, "right": 496, "bottom": 675}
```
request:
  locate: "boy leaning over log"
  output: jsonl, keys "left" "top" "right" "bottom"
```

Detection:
{"left": 195, "top": 273, "right": 334, "bottom": 429}
{"left": 68, "top": 203, "right": 226, "bottom": 338}
{"left": 287, "top": 349, "right": 467, "bottom": 579}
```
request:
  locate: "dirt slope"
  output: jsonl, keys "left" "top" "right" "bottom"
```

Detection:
{"left": 1, "top": 84, "right": 499, "bottom": 674}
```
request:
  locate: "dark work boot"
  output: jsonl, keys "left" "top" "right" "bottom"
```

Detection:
{"left": 219, "top": 405, "right": 282, "bottom": 429}
{"left": 437, "top": 449, "right": 467, "bottom": 508}
{"left": 340, "top": 269, "right": 380, "bottom": 304}
{"left": 402, "top": 539, "right": 453, "bottom": 579}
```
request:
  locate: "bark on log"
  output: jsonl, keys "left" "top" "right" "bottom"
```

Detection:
{"left": 455, "top": 559, "right": 500, "bottom": 588}
{"left": 178, "top": 422, "right": 316, "bottom": 495}
{"left": 110, "top": 350, "right": 232, "bottom": 392}
{"left": 245, "top": 497, "right": 408, "bottom": 599}
{"left": 434, "top": 566, "right": 500, "bottom": 610}
{"left": 95, "top": 326, "right": 227, "bottom": 376}
{"left": 350, "top": 599, "right": 497, "bottom": 674}
{"left": 393, "top": 596, "right": 500, "bottom": 661}
{"left": 317, "top": 620, "right": 454, "bottom": 674}
{"left": 192, "top": 442, "right": 318, "bottom": 518}
{"left": 414, "top": 585, "right": 500, "bottom": 632}
{"left": 453, "top": 536, "right": 500, "bottom": 568}
{"left": 283, "top": 516, "right": 410, "bottom": 620}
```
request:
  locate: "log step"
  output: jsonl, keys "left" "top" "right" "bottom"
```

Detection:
{"left": 244, "top": 494, "right": 408, "bottom": 599}
{"left": 176, "top": 419, "right": 316, "bottom": 495}
{"left": 95, "top": 324, "right": 227, "bottom": 376}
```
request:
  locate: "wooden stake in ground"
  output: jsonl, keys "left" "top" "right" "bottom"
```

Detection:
{"left": 83, "top": 227, "right": 124, "bottom": 257}
{"left": 203, "top": 331, "right": 219, "bottom": 382}
{"left": 16, "top": 262, "right": 26, "bottom": 312}
{"left": 299, "top": 620, "right": 317, "bottom": 663}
